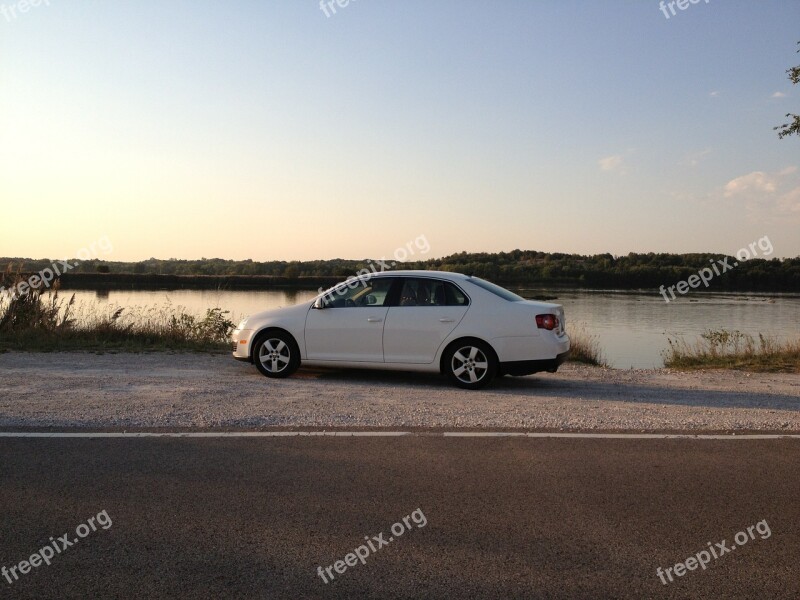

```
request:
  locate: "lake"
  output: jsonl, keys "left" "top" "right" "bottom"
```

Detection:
{"left": 62, "top": 288, "right": 800, "bottom": 369}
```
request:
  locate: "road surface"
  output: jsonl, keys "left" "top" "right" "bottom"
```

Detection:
{"left": 1, "top": 436, "right": 797, "bottom": 598}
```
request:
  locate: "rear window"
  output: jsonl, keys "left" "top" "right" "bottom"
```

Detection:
{"left": 467, "top": 278, "right": 524, "bottom": 302}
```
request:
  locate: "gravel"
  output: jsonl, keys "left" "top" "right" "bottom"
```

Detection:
{"left": 0, "top": 352, "right": 798, "bottom": 431}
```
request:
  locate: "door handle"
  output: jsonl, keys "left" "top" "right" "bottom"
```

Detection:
{"left": 367, "top": 317, "right": 383, "bottom": 323}
{"left": 439, "top": 318, "right": 455, "bottom": 323}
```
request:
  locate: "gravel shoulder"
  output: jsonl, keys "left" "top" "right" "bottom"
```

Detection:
{"left": 0, "top": 352, "right": 798, "bottom": 432}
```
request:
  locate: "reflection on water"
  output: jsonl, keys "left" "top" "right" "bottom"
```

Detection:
{"left": 63, "top": 288, "right": 799, "bottom": 369}
{"left": 283, "top": 288, "right": 303, "bottom": 306}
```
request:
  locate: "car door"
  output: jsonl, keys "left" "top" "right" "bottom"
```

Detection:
{"left": 383, "top": 278, "right": 470, "bottom": 364}
{"left": 304, "top": 277, "right": 395, "bottom": 362}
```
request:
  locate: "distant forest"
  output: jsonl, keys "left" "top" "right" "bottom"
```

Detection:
{"left": 2, "top": 250, "right": 800, "bottom": 292}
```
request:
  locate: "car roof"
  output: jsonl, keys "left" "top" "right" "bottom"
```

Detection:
{"left": 365, "top": 270, "right": 470, "bottom": 280}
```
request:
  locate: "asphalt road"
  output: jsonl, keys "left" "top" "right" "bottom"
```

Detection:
{"left": 1, "top": 437, "right": 798, "bottom": 599}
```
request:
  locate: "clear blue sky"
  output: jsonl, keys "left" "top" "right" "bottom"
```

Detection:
{"left": 1, "top": 0, "right": 798, "bottom": 261}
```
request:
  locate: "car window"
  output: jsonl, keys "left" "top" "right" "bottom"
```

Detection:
{"left": 444, "top": 282, "right": 469, "bottom": 306}
{"left": 467, "top": 277, "right": 524, "bottom": 302}
{"left": 321, "top": 277, "right": 393, "bottom": 308}
{"left": 397, "top": 279, "right": 469, "bottom": 307}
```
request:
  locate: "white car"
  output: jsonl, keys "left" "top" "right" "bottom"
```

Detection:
{"left": 232, "top": 270, "right": 570, "bottom": 389}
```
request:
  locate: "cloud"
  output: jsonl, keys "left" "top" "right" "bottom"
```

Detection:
{"left": 771, "top": 91, "right": 787, "bottom": 98}
{"left": 723, "top": 172, "right": 777, "bottom": 197}
{"left": 598, "top": 155, "right": 623, "bottom": 172}
{"left": 777, "top": 186, "right": 800, "bottom": 214}
{"left": 709, "top": 91, "right": 720, "bottom": 97}
{"left": 722, "top": 167, "right": 800, "bottom": 218}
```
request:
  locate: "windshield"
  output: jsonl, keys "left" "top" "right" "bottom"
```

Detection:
{"left": 467, "top": 277, "right": 524, "bottom": 302}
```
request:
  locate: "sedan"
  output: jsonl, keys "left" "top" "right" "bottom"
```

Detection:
{"left": 232, "top": 270, "right": 570, "bottom": 389}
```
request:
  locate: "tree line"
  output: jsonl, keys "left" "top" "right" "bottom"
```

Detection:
{"left": 2, "top": 250, "right": 799, "bottom": 292}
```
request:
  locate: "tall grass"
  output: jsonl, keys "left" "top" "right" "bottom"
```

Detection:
{"left": 0, "top": 271, "right": 234, "bottom": 352}
{"left": 664, "top": 329, "right": 800, "bottom": 373}
{"left": 566, "top": 323, "right": 607, "bottom": 366}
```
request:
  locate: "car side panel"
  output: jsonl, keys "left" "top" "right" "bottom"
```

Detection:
{"left": 304, "top": 306, "right": 388, "bottom": 362}
{"left": 383, "top": 306, "right": 468, "bottom": 363}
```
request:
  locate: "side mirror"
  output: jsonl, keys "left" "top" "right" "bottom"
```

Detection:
{"left": 313, "top": 298, "right": 327, "bottom": 309}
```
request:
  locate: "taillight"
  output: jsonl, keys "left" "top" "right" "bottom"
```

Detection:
{"left": 536, "top": 314, "right": 559, "bottom": 330}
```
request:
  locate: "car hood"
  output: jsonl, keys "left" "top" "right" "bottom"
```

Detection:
{"left": 247, "top": 300, "right": 314, "bottom": 324}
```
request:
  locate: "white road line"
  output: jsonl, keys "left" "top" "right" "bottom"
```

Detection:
{"left": 0, "top": 431, "right": 798, "bottom": 439}
{"left": 0, "top": 431, "right": 412, "bottom": 438}
{"left": 442, "top": 432, "right": 800, "bottom": 439}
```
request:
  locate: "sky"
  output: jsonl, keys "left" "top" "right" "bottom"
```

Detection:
{"left": 1, "top": 0, "right": 798, "bottom": 262}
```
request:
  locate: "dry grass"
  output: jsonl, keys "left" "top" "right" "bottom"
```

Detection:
{"left": 0, "top": 271, "right": 234, "bottom": 353}
{"left": 664, "top": 329, "right": 800, "bottom": 373}
{"left": 566, "top": 323, "right": 607, "bottom": 366}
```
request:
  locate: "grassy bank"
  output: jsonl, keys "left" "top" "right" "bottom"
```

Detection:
{"left": 664, "top": 329, "right": 800, "bottom": 373}
{"left": 0, "top": 275, "right": 234, "bottom": 353}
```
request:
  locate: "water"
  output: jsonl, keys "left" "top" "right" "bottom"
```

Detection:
{"left": 62, "top": 288, "right": 800, "bottom": 369}
{"left": 533, "top": 290, "right": 800, "bottom": 368}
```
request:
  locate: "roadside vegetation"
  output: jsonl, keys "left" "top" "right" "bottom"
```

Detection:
{"left": 664, "top": 329, "right": 800, "bottom": 373}
{"left": 566, "top": 324, "right": 607, "bottom": 367}
{"left": 0, "top": 273, "right": 234, "bottom": 353}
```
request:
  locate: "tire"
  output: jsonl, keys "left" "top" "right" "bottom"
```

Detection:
{"left": 443, "top": 339, "right": 497, "bottom": 390}
{"left": 252, "top": 330, "right": 300, "bottom": 378}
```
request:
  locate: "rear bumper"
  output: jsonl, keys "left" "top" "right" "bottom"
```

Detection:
{"left": 499, "top": 350, "right": 570, "bottom": 376}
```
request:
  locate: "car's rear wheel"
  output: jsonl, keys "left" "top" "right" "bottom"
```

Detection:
{"left": 252, "top": 330, "right": 300, "bottom": 378}
{"left": 444, "top": 339, "right": 497, "bottom": 390}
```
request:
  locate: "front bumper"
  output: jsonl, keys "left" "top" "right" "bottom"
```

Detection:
{"left": 231, "top": 329, "right": 253, "bottom": 362}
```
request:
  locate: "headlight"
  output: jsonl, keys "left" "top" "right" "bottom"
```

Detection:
{"left": 236, "top": 317, "right": 249, "bottom": 330}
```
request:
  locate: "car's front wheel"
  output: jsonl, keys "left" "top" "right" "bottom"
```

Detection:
{"left": 252, "top": 330, "right": 300, "bottom": 378}
{"left": 443, "top": 339, "right": 497, "bottom": 390}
